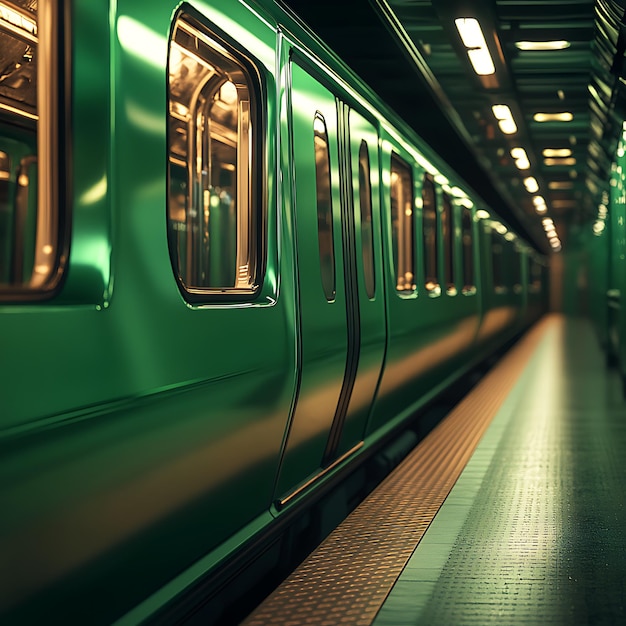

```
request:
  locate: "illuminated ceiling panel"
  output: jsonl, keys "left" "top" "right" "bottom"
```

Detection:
{"left": 280, "top": 0, "right": 623, "bottom": 252}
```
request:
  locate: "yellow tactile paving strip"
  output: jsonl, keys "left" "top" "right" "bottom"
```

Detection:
{"left": 242, "top": 317, "right": 550, "bottom": 625}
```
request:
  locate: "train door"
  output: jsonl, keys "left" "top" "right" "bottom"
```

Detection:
{"left": 274, "top": 59, "right": 386, "bottom": 505}
{"left": 332, "top": 107, "right": 386, "bottom": 455}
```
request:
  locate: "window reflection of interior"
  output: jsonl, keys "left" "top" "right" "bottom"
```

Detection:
{"left": 422, "top": 175, "right": 439, "bottom": 293}
{"left": 314, "top": 113, "right": 336, "bottom": 301}
{"left": 0, "top": 1, "right": 38, "bottom": 120}
{"left": 358, "top": 140, "right": 375, "bottom": 299}
{"left": 492, "top": 231, "right": 506, "bottom": 293}
{"left": 441, "top": 193, "right": 455, "bottom": 294}
{"left": 461, "top": 207, "right": 475, "bottom": 294}
{"left": 168, "top": 17, "right": 258, "bottom": 296}
{"left": 390, "top": 153, "right": 415, "bottom": 292}
{"left": 0, "top": 1, "right": 62, "bottom": 297}
{"left": 530, "top": 259, "right": 541, "bottom": 292}
{"left": 513, "top": 248, "right": 522, "bottom": 293}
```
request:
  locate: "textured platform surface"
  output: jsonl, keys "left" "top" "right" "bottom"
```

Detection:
{"left": 375, "top": 314, "right": 626, "bottom": 625}
{"left": 243, "top": 316, "right": 566, "bottom": 625}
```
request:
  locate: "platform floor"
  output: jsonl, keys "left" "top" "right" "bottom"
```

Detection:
{"left": 244, "top": 314, "right": 626, "bottom": 625}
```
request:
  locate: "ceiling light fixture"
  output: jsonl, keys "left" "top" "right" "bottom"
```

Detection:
{"left": 534, "top": 112, "right": 574, "bottom": 122}
{"left": 523, "top": 176, "right": 539, "bottom": 193}
{"left": 492, "top": 104, "right": 517, "bottom": 134}
{"left": 548, "top": 181, "right": 574, "bottom": 190}
{"left": 544, "top": 157, "right": 576, "bottom": 166}
{"left": 455, "top": 18, "right": 495, "bottom": 75}
{"left": 510, "top": 147, "right": 530, "bottom": 170}
{"left": 533, "top": 195, "right": 547, "bottom": 214}
{"left": 593, "top": 221, "right": 606, "bottom": 235}
{"left": 0, "top": 2, "right": 37, "bottom": 43}
{"left": 552, "top": 199, "right": 577, "bottom": 209}
{"left": 543, "top": 148, "right": 572, "bottom": 158}
{"left": 515, "top": 40, "right": 570, "bottom": 51}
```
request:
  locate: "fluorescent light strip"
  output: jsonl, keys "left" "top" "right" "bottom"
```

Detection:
{"left": 510, "top": 147, "right": 530, "bottom": 170}
{"left": 492, "top": 104, "right": 517, "bottom": 134}
{"left": 545, "top": 157, "right": 576, "bottom": 166}
{"left": 534, "top": 112, "right": 573, "bottom": 122}
{"left": 552, "top": 199, "right": 576, "bottom": 209}
{"left": 543, "top": 148, "right": 572, "bottom": 158}
{"left": 467, "top": 48, "right": 495, "bottom": 75}
{"left": 548, "top": 181, "right": 574, "bottom": 190}
{"left": 0, "top": 101, "right": 38, "bottom": 121}
{"left": 515, "top": 40, "right": 570, "bottom": 51}
{"left": 523, "top": 176, "right": 539, "bottom": 193}
{"left": 533, "top": 195, "right": 547, "bottom": 215}
{"left": 455, "top": 18, "right": 495, "bottom": 76}
{"left": 456, "top": 17, "right": 486, "bottom": 47}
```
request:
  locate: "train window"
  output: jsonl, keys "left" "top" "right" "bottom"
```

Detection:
{"left": 422, "top": 174, "right": 438, "bottom": 292}
{"left": 530, "top": 258, "right": 541, "bottom": 292}
{"left": 0, "top": 2, "right": 66, "bottom": 299}
{"left": 461, "top": 207, "right": 474, "bottom": 293}
{"left": 441, "top": 193, "right": 455, "bottom": 293}
{"left": 513, "top": 247, "right": 522, "bottom": 293}
{"left": 491, "top": 230, "right": 505, "bottom": 293}
{"left": 390, "top": 153, "right": 415, "bottom": 292}
{"left": 358, "top": 140, "right": 375, "bottom": 299}
{"left": 314, "top": 114, "right": 336, "bottom": 301}
{"left": 167, "top": 13, "right": 262, "bottom": 300}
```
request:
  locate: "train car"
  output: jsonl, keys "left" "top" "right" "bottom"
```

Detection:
{"left": 0, "top": 1, "right": 546, "bottom": 623}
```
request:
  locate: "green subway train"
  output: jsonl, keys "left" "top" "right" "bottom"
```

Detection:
{"left": 0, "top": 1, "right": 548, "bottom": 623}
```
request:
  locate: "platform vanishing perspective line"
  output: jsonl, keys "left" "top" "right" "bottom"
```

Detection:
{"left": 242, "top": 317, "right": 551, "bottom": 625}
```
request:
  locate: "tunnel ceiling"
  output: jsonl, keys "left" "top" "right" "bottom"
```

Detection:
{"left": 279, "top": 0, "right": 626, "bottom": 254}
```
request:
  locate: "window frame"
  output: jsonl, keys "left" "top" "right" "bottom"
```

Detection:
{"left": 357, "top": 139, "right": 376, "bottom": 299}
{"left": 441, "top": 191, "right": 455, "bottom": 295}
{"left": 529, "top": 257, "right": 542, "bottom": 293}
{"left": 166, "top": 10, "right": 266, "bottom": 304}
{"left": 390, "top": 152, "right": 415, "bottom": 293}
{"left": 461, "top": 206, "right": 475, "bottom": 295}
{"left": 421, "top": 173, "right": 439, "bottom": 294}
{"left": 491, "top": 229, "right": 506, "bottom": 294}
{"left": 512, "top": 245, "right": 523, "bottom": 294}
{"left": 313, "top": 111, "right": 336, "bottom": 302}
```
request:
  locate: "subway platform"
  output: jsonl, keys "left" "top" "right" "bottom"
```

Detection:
{"left": 242, "top": 314, "right": 626, "bottom": 625}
